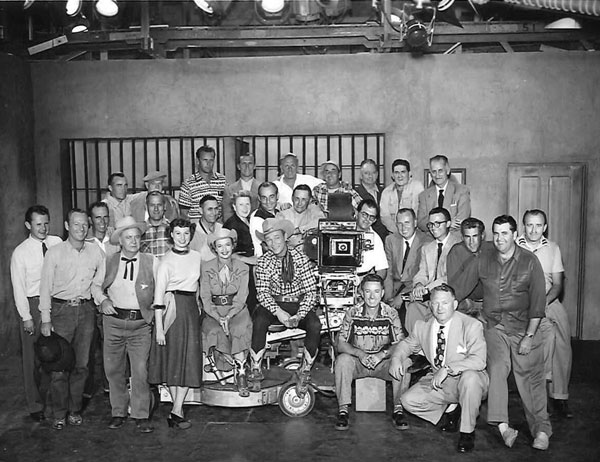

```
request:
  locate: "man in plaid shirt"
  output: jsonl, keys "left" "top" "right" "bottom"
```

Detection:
{"left": 140, "top": 191, "right": 171, "bottom": 258}
{"left": 312, "top": 160, "right": 362, "bottom": 217}
{"left": 250, "top": 218, "right": 321, "bottom": 396}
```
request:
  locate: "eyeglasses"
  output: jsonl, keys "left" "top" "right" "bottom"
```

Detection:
{"left": 427, "top": 221, "right": 447, "bottom": 229}
{"left": 359, "top": 211, "right": 377, "bottom": 222}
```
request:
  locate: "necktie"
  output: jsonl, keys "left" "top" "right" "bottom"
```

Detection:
{"left": 42, "top": 242, "right": 48, "bottom": 257}
{"left": 437, "top": 189, "right": 445, "bottom": 208}
{"left": 402, "top": 242, "right": 410, "bottom": 270}
{"left": 281, "top": 251, "right": 295, "bottom": 285}
{"left": 121, "top": 257, "right": 137, "bottom": 281}
{"left": 434, "top": 242, "right": 443, "bottom": 279}
{"left": 434, "top": 325, "right": 446, "bottom": 368}
{"left": 396, "top": 186, "right": 404, "bottom": 210}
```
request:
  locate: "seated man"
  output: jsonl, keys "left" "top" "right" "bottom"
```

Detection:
{"left": 447, "top": 217, "right": 493, "bottom": 319}
{"left": 384, "top": 208, "right": 430, "bottom": 310}
{"left": 355, "top": 198, "right": 388, "bottom": 280}
{"left": 249, "top": 182, "right": 280, "bottom": 257}
{"left": 250, "top": 218, "right": 321, "bottom": 396}
{"left": 334, "top": 274, "right": 411, "bottom": 431}
{"left": 276, "top": 184, "right": 324, "bottom": 249}
{"left": 389, "top": 284, "right": 489, "bottom": 453}
{"left": 405, "top": 207, "right": 461, "bottom": 334}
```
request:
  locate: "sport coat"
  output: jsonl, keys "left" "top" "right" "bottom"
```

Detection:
{"left": 413, "top": 232, "right": 462, "bottom": 290}
{"left": 416, "top": 181, "right": 471, "bottom": 233}
{"left": 384, "top": 229, "right": 431, "bottom": 297}
{"left": 221, "top": 178, "right": 261, "bottom": 222}
{"left": 394, "top": 311, "right": 486, "bottom": 374}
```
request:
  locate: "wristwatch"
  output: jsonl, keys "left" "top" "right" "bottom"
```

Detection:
{"left": 525, "top": 332, "right": 535, "bottom": 338}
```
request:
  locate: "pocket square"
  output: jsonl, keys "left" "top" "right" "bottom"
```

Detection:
{"left": 456, "top": 345, "right": 467, "bottom": 354}
{"left": 140, "top": 283, "right": 148, "bottom": 290}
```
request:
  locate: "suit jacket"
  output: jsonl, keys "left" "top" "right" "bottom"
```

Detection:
{"left": 416, "top": 181, "right": 471, "bottom": 233}
{"left": 221, "top": 178, "right": 260, "bottom": 222}
{"left": 384, "top": 229, "right": 431, "bottom": 297}
{"left": 102, "top": 252, "right": 156, "bottom": 323}
{"left": 394, "top": 311, "right": 486, "bottom": 374}
{"left": 413, "top": 232, "right": 462, "bottom": 290}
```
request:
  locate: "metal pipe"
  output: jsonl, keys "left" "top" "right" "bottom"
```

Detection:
{"left": 504, "top": 0, "right": 600, "bottom": 17}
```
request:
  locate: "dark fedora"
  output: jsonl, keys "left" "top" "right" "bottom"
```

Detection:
{"left": 35, "top": 332, "right": 75, "bottom": 373}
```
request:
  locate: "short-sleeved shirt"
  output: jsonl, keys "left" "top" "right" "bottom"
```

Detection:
{"left": 339, "top": 301, "right": 403, "bottom": 354}
{"left": 516, "top": 236, "right": 564, "bottom": 294}
{"left": 178, "top": 171, "right": 227, "bottom": 220}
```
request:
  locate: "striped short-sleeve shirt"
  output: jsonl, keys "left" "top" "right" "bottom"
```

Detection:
{"left": 178, "top": 171, "right": 228, "bottom": 220}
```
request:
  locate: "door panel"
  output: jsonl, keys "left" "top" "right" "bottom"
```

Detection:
{"left": 508, "top": 163, "right": 586, "bottom": 338}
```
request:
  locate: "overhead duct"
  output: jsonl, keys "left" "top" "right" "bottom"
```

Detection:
{"left": 503, "top": 0, "right": 600, "bottom": 17}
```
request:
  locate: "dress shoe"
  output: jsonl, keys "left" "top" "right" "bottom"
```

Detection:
{"left": 67, "top": 412, "right": 83, "bottom": 426}
{"left": 108, "top": 416, "right": 126, "bottom": 429}
{"left": 30, "top": 411, "right": 45, "bottom": 422}
{"left": 440, "top": 405, "right": 460, "bottom": 432}
{"left": 407, "top": 354, "right": 431, "bottom": 374}
{"left": 532, "top": 431, "right": 550, "bottom": 451}
{"left": 335, "top": 412, "right": 349, "bottom": 431}
{"left": 553, "top": 399, "right": 573, "bottom": 419}
{"left": 167, "top": 413, "right": 191, "bottom": 430}
{"left": 457, "top": 432, "right": 475, "bottom": 453}
{"left": 392, "top": 412, "right": 409, "bottom": 430}
{"left": 52, "top": 418, "right": 66, "bottom": 430}
{"left": 499, "top": 426, "right": 518, "bottom": 448}
{"left": 135, "top": 419, "right": 154, "bottom": 433}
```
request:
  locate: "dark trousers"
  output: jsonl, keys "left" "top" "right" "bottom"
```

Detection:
{"left": 20, "top": 297, "right": 47, "bottom": 414}
{"left": 251, "top": 302, "right": 322, "bottom": 356}
{"left": 84, "top": 310, "right": 108, "bottom": 397}
{"left": 49, "top": 300, "right": 95, "bottom": 419}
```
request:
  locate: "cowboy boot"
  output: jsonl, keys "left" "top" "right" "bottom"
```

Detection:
{"left": 295, "top": 349, "right": 316, "bottom": 398}
{"left": 248, "top": 349, "right": 265, "bottom": 391}
{"left": 235, "top": 357, "right": 250, "bottom": 398}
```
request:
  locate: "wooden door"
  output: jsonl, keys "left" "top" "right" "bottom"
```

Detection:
{"left": 508, "top": 163, "right": 587, "bottom": 338}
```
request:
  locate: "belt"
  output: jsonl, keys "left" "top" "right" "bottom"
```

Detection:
{"left": 273, "top": 295, "right": 300, "bottom": 303}
{"left": 170, "top": 290, "right": 196, "bottom": 296}
{"left": 51, "top": 297, "right": 91, "bottom": 306}
{"left": 111, "top": 308, "right": 144, "bottom": 321}
{"left": 211, "top": 294, "right": 235, "bottom": 306}
{"left": 28, "top": 296, "right": 40, "bottom": 301}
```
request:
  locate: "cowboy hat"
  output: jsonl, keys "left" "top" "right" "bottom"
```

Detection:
{"left": 109, "top": 216, "right": 148, "bottom": 245}
{"left": 255, "top": 218, "right": 295, "bottom": 242}
{"left": 207, "top": 227, "right": 238, "bottom": 249}
{"left": 35, "top": 332, "right": 75, "bottom": 373}
{"left": 142, "top": 170, "right": 167, "bottom": 182}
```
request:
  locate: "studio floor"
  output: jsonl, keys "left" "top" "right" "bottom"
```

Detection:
{"left": 1, "top": 341, "right": 599, "bottom": 462}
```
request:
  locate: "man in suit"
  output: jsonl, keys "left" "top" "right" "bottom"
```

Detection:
{"left": 384, "top": 208, "right": 430, "bottom": 310}
{"left": 97, "top": 216, "right": 157, "bottom": 433}
{"left": 355, "top": 158, "right": 388, "bottom": 243}
{"left": 389, "top": 284, "right": 488, "bottom": 453}
{"left": 221, "top": 153, "right": 261, "bottom": 222}
{"left": 416, "top": 155, "right": 470, "bottom": 234}
{"left": 405, "top": 207, "right": 462, "bottom": 333}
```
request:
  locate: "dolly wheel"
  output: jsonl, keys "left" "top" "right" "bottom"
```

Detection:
{"left": 278, "top": 382, "right": 315, "bottom": 417}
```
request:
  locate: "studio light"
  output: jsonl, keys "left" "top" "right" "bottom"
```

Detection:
{"left": 317, "top": 0, "right": 350, "bottom": 19}
{"left": 193, "top": 0, "right": 233, "bottom": 18}
{"left": 255, "top": 0, "right": 291, "bottom": 25}
{"left": 70, "top": 13, "right": 90, "bottom": 33}
{"left": 96, "top": 0, "right": 118, "bottom": 18}
{"left": 23, "top": 0, "right": 35, "bottom": 10}
{"left": 66, "top": 0, "right": 82, "bottom": 17}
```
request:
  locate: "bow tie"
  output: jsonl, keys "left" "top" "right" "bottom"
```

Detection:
{"left": 121, "top": 257, "right": 137, "bottom": 281}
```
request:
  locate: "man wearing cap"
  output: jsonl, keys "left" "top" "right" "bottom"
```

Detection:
{"left": 221, "top": 153, "right": 261, "bottom": 222}
{"left": 250, "top": 218, "right": 321, "bottom": 396}
{"left": 276, "top": 184, "right": 324, "bottom": 249}
{"left": 39, "top": 208, "right": 106, "bottom": 430}
{"left": 103, "top": 172, "right": 145, "bottom": 228}
{"left": 179, "top": 145, "right": 228, "bottom": 222}
{"left": 130, "top": 171, "right": 180, "bottom": 223}
{"left": 97, "top": 216, "right": 157, "bottom": 433}
{"left": 140, "top": 191, "right": 172, "bottom": 258}
{"left": 249, "top": 182, "right": 280, "bottom": 258}
{"left": 10, "top": 205, "right": 62, "bottom": 421}
{"left": 312, "top": 160, "right": 362, "bottom": 216}
{"left": 273, "top": 153, "right": 324, "bottom": 210}
{"left": 416, "top": 155, "right": 471, "bottom": 234}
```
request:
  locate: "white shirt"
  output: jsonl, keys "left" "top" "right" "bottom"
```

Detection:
{"left": 357, "top": 228, "right": 388, "bottom": 274}
{"left": 107, "top": 256, "right": 140, "bottom": 310}
{"left": 10, "top": 235, "right": 63, "bottom": 321}
{"left": 274, "top": 173, "right": 324, "bottom": 209}
{"left": 240, "top": 178, "right": 254, "bottom": 192}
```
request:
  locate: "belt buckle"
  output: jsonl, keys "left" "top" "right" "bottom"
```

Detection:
{"left": 219, "top": 295, "right": 229, "bottom": 305}
{"left": 68, "top": 298, "right": 79, "bottom": 306}
{"left": 128, "top": 310, "right": 137, "bottom": 320}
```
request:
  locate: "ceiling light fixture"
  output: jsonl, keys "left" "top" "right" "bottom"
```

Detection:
{"left": 66, "top": 0, "right": 83, "bottom": 17}
{"left": 255, "top": 0, "right": 291, "bottom": 25}
{"left": 96, "top": 0, "right": 119, "bottom": 18}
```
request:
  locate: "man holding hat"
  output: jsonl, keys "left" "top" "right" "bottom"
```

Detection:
{"left": 97, "top": 216, "right": 157, "bottom": 433}
{"left": 312, "top": 160, "right": 362, "bottom": 217}
{"left": 131, "top": 170, "right": 180, "bottom": 223}
{"left": 39, "top": 208, "right": 105, "bottom": 430}
{"left": 250, "top": 218, "right": 321, "bottom": 396}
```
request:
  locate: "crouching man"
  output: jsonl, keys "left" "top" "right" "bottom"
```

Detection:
{"left": 334, "top": 274, "right": 411, "bottom": 431}
{"left": 389, "top": 284, "right": 488, "bottom": 453}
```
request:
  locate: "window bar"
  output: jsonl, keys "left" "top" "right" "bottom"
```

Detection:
{"left": 155, "top": 138, "right": 160, "bottom": 174}
{"left": 349, "top": 135, "right": 355, "bottom": 187}
{"left": 82, "top": 140, "right": 90, "bottom": 208}
{"left": 70, "top": 141, "right": 77, "bottom": 208}
{"left": 179, "top": 138, "right": 185, "bottom": 186}
{"left": 131, "top": 140, "right": 137, "bottom": 193}
{"left": 376, "top": 135, "right": 382, "bottom": 189}
{"left": 94, "top": 139, "right": 101, "bottom": 202}
{"left": 107, "top": 139, "right": 112, "bottom": 186}
{"left": 167, "top": 138, "right": 173, "bottom": 194}
{"left": 118, "top": 139, "right": 124, "bottom": 174}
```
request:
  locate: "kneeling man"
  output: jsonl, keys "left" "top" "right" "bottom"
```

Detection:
{"left": 334, "top": 274, "right": 411, "bottom": 431}
{"left": 389, "top": 284, "right": 488, "bottom": 453}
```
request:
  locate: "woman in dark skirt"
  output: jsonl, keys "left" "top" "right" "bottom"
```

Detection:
{"left": 149, "top": 218, "right": 202, "bottom": 429}
{"left": 200, "top": 228, "right": 252, "bottom": 397}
